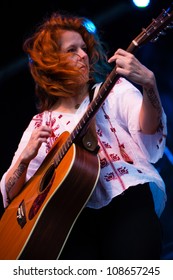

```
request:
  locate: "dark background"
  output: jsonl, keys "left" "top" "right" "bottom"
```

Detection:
{"left": 0, "top": 0, "right": 173, "bottom": 259}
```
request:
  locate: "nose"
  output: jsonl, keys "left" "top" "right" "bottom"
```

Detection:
{"left": 77, "top": 48, "right": 87, "bottom": 59}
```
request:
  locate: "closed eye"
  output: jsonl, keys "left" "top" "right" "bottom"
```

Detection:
{"left": 67, "top": 47, "right": 77, "bottom": 53}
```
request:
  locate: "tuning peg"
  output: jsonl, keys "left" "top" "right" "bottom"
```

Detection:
{"left": 164, "top": 23, "right": 173, "bottom": 29}
{"left": 159, "top": 31, "right": 167, "bottom": 36}
{"left": 150, "top": 36, "right": 160, "bottom": 43}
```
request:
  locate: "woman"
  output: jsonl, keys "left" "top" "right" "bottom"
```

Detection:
{"left": 0, "top": 11, "right": 167, "bottom": 259}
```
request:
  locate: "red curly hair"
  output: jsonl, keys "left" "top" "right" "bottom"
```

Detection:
{"left": 23, "top": 11, "right": 112, "bottom": 111}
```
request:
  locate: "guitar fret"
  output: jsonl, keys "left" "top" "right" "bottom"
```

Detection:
{"left": 54, "top": 137, "right": 73, "bottom": 167}
{"left": 71, "top": 128, "right": 80, "bottom": 143}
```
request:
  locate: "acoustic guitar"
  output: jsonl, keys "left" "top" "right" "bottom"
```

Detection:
{"left": 0, "top": 3, "right": 172, "bottom": 259}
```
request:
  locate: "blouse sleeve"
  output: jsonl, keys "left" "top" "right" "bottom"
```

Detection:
{"left": 130, "top": 110, "right": 167, "bottom": 163}
{"left": 108, "top": 78, "right": 167, "bottom": 163}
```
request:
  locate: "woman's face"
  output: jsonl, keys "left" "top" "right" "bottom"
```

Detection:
{"left": 59, "top": 30, "right": 90, "bottom": 80}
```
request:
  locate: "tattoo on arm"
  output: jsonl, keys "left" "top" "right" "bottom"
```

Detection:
{"left": 6, "top": 162, "right": 28, "bottom": 197}
{"left": 146, "top": 87, "right": 162, "bottom": 116}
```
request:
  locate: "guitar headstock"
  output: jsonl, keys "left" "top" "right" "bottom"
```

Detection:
{"left": 127, "top": 2, "right": 173, "bottom": 52}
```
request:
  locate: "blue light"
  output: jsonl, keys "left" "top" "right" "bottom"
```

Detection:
{"left": 83, "top": 18, "right": 97, "bottom": 34}
{"left": 132, "top": 0, "right": 150, "bottom": 8}
{"left": 164, "top": 146, "right": 173, "bottom": 165}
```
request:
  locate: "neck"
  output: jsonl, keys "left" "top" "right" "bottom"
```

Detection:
{"left": 51, "top": 85, "right": 89, "bottom": 113}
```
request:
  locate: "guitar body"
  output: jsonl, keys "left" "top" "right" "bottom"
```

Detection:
{"left": 0, "top": 131, "right": 100, "bottom": 260}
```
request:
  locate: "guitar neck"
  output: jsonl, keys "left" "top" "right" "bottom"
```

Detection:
{"left": 73, "top": 40, "right": 138, "bottom": 139}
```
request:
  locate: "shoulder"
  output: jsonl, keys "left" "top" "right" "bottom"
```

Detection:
{"left": 114, "top": 77, "right": 140, "bottom": 91}
{"left": 109, "top": 77, "right": 142, "bottom": 101}
{"left": 94, "top": 78, "right": 140, "bottom": 96}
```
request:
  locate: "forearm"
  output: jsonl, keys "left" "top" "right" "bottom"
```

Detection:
{"left": 5, "top": 156, "right": 29, "bottom": 202}
{"left": 139, "top": 74, "right": 162, "bottom": 134}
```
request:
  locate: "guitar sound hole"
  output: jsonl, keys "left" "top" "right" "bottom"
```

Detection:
{"left": 40, "top": 164, "right": 55, "bottom": 192}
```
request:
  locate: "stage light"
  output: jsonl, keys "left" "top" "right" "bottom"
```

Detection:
{"left": 132, "top": 0, "right": 150, "bottom": 8}
{"left": 83, "top": 18, "right": 97, "bottom": 34}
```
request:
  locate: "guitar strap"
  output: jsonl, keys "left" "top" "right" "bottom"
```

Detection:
{"left": 82, "top": 84, "right": 100, "bottom": 153}
{"left": 89, "top": 83, "right": 95, "bottom": 103}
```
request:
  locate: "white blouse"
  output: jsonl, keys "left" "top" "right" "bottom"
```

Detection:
{"left": 0, "top": 78, "right": 167, "bottom": 216}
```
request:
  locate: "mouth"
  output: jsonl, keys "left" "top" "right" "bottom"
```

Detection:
{"left": 79, "top": 64, "right": 88, "bottom": 73}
